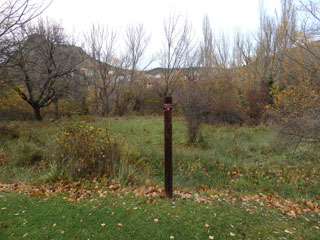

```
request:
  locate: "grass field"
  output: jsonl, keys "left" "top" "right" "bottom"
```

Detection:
{"left": 1, "top": 191, "right": 319, "bottom": 240}
{"left": 0, "top": 116, "right": 319, "bottom": 238}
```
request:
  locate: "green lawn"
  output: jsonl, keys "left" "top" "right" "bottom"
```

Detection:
{"left": 0, "top": 192, "right": 319, "bottom": 240}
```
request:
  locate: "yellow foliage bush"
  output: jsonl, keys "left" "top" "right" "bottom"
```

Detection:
{"left": 0, "top": 87, "right": 28, "bottom": 111}
{"left": 0, "top": 86, "right": 31, "bottom": 120}
{"left": 56, "top": 121, "right": 123, "bottom": 180}
{"left": 269, "top": 79, "right": 320, "bottom": 146}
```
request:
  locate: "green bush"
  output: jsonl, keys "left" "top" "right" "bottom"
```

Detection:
{"left": 55, "top": 121, "right": 128, "bottom": 181}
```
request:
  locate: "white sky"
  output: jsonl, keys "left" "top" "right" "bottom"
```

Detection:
{"left": 40, "top": 0, "right": 281, "bottom": 68}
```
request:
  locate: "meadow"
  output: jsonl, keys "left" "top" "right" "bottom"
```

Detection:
{"left": 0, "top": 116, "right": 319, "bottom": 239}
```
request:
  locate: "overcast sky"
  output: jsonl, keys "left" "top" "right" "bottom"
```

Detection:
{"left": 40, "top": 0, "right": 282, "bottom": 68}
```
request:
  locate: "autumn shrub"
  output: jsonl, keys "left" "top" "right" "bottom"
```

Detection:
{"left": 0, "top": 85, "right": 33, "bottom": 121}
{"left": 55, "top": 121, "right": 139, "bottom": 183}
{"left": 208, "top": 80, "right": 246, "bottom": 125}
{"left": 178, "top": 82, "right": 211, "bottom": 143}
{"left": 210, "top": 101, "right": 245, "bottom": 125}
{"left": 246, "top": 81, "right": 270, "bottom": 124}
{"left": 178, "top": 77, "right": 246, "bottom": 143}
{"left": 0, "top": 123, "right": 20, "bottom": 139}
{"left": 268, "top": 79, "right": 320, "bottom": 148}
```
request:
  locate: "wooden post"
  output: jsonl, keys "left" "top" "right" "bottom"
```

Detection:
{"left": 164, "top": 96, "right": 173, "bottom": 198}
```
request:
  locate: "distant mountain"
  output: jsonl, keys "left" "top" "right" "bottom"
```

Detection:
{"left": 145, "top": 68, "right": 166, "bottom": 75}
{"left": 145, "top": 67, "right": 201, "bottom": 76}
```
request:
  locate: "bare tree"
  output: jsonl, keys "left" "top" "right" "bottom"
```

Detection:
{"left": 198, "top": 14, "right": 216, "bottom": 86}
{"left": 177, "top": 15, "right": 221, "bottom": 142}
{"left": 158, "top": 12, "right": 193, "bottom": 97}
{"left": 297, "top": 0, "right": 320, "bottom": 44}
{"left": 233, "top": 31, "right": 254, "bottom": 68}
{"left": 253, "top": 0, "right": 297, "bottom": 86}
{"left": 179, "top": 81, "right": 211, "bottom": 143}
{"left": 200, "top": 14, "right": 214, "bottom": 69}
{"left": 293, "top": 0, "right": 320, "bottom": 73}
{"left": 124, "top": 24, "right": 151, "bottom": 74}
{"left": 84, "top": 24, "right": 117, "bottom": 116}
{"left": 0, "top": 0, "right": 51, "bottom": 82}
{"left": 5, "top": 19, "right": 84, "bottom": 120}
{"left": 200, "top": 15, "right": 232, "bottom": 78}
{"left": 114, "top": 23, "right": 152, "bottom": 115}
{"left": 178, "top": 47, "right": 210, "bottom": 143}
{"left": 0, "top": 0, "right": 51, "bottom": 38}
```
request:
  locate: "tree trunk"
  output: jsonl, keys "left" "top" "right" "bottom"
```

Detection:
{"left": 102, "top": 98, "right": 109, "bottom": 117}
{"left": 54, "top": 99, "right": 59, "bottom": 119}
{"left": 81, "top": 96, "right": 89, "bottom": 115}
{"left": 33, "top": 105, "right": 42, "bottom": 121}
{"left": 94, "top": 84, "right": 99, "bottom": 115}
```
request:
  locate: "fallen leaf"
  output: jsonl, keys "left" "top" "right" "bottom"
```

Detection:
{"left": 23, "top": 233, "right": 28, "bottom": 238}
{"left": 284, "top": 229, "right": 293, "bottom": 234}
{"left": 230, "top": 232, "right": 235, "bottom": 237}
{"left": 154, "top": 218, "right": 159, "bottom": 223}
{"left": 118, "top": 223, "right": 122, "bottom": 227}
{"left": 209, "top": 236, "right": 214, "bottom": 240}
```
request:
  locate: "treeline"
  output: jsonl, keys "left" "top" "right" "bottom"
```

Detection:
{"left": 1, "top": 0, "right": 320, "bottom": 145}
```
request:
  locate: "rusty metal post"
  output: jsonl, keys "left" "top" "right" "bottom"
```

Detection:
{"left": 164, "top": 96, "right": 173, "bottom": 198}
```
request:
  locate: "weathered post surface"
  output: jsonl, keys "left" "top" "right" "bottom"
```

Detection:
{"left": 164, "top": 96, "right": 173, "bottom": 198}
